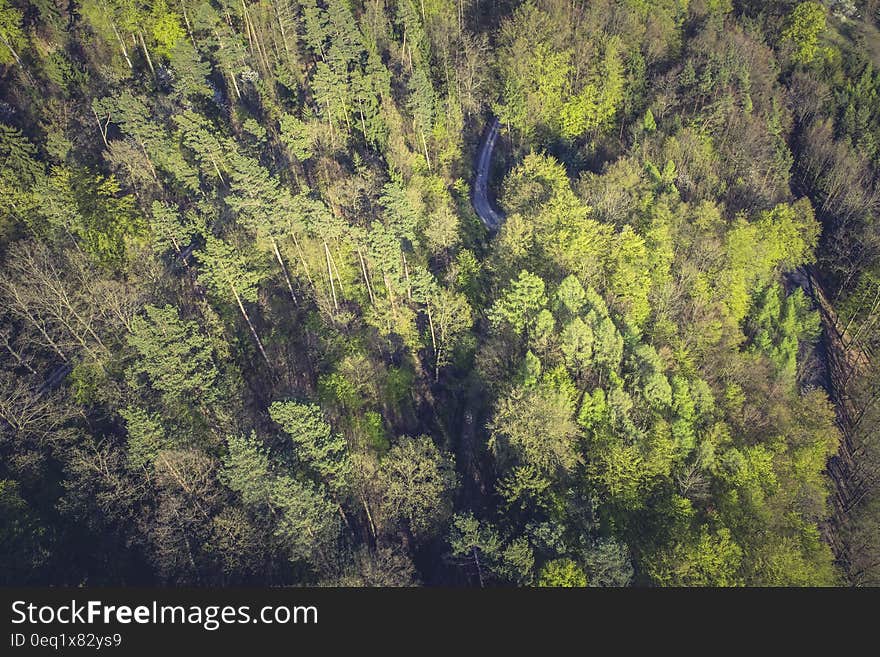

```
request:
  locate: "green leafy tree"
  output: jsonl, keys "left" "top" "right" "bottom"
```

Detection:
{"left": 781, "top": 2, "right": 827, "bottom": 65}
{"left": 148, "top": 201, "right": 198, "bottom": 257}
{"left": 0, "top": 0, "right": 25, "bottom": 67}
{"left": 120, "top": 406, "right": 168, "bottom": 469}
{"left": 648, "top": 526, "right": 744, "bottom": 586}
{"left": 537, "top": 558, "right": 588, "bottom": 587}
{"left": 270, "top": 475, "right": 341, "bottom": 567}
{"left": 376, "top": 436, "right": 456, "bottom": 540}
{"left": 489, "top": 381, "right": 579, "bottom": 478}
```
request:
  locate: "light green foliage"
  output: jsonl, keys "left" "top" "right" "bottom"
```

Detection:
{"left": 488, "top": 270, "right": 547, "bottom": 334}
{"left": 586, "top": 305, "right": 624, "bottom": 375}
{"left": 608, "top": 226, "right": 652, "bottom": 328}
{"left": 559, "top": 36, "right": 624, "bottom": 139}
{"left": 279, "top": 113, "right": 316, "bottom": 161}
{"left": 720, "top": 200, "right": 819, "bottom": 322}
{"left": 167, "top": 40, "right": 212, "bottom": 100}
{"left": 500, "top": 537, "right": 536, "bottom": 585}
{"left": 555, "top": 275, "right": 588, "bottom": 317}
{"left": 589, "top": 438, "right": 647, "bottom": 509}
{"left": 447, "top": 513, "right": 502, "bottom": 564}
{"left": 151, "top": 10, "right": 186, "bottom": 59}
{"left": 196, "top": 235, "right": 266, "bottom": 304}
{"left": 447, "top": 513, "right": 534, "bottom": 585}
{"left": 0, "top": 0, "right": 852, "bottom": 589}
{"left": 498, "top": 154, "right": 609, "bottom": 282}
{"left": 495, "top": 4, "right": 625, "bottom": 142}
{"left": 0, "top": 124, "right": 41, "bottom": 239}
{"left": 537, "top": 558, "right": 588, "bottom": 587}
{"left": 270, "top": 475, "right": 341, "bottom": 564}
{"left": 148, "top": 201, "right": 198, "bottom": 256}
{"left": 560, "top": 317, "right": 594, "bottom": 379}
{"left": 648, "top": 526, "right": 744, "bottom": 586}
{"left": 642, "top": 108, "right": 657, "bottom": 133}
{"left": 631, "top": 344, "right": 672, "bottom": 411}
{"left": 63, "top": 171, "right": 145, "bottom": 269}
{"left": 0, "top": 0, "right": 25, "bottom": 65}
{"left": 781, "top": 2, "right": 827, "bottom": 65}
{"left": 497, "top": 464, "right": 551, "bottom": 510}
{"left": 746, "top": 284, "right": 820, "bottom": 380}
{"left": 425, "top": 284, "right": 474, "bottom": 377}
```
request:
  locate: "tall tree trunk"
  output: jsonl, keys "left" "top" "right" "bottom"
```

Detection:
{"left": 324, "top": 242, "right": 338, "bottom": 310}
{"left": 358, "top": 247, "right": 375, "bottom": 305}
{"left": 272, "top": 238, "right": 298, "bottom": 305}
{"left": 427, "top": 304, "right": 439, "bottom": 381}
{"left": 291, "top": 232, "right": 315, "bottom": 288}
{"left": 229, "top": 280, "right": 270, "bottom": 365}
{"left": 138, "top": 31, "right": 156, "bottom": 76}
{"left": 180, "top": 0, "right": 197, "bottom": 47}
{"left": 110, "top": 21, "right": 133, "bottom": 69}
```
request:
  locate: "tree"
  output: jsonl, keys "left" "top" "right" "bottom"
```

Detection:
{"left": 221, "top": 432, "right": 273, "bottom": 507}
{"left": 0, "top": 124, "right": 41, "bottom": 239}
{"left": 408, "top": 67, "right": 436, "bottom": 167}
{"left": 423, "top": 284, "right": 473, "bottom": 380}
{"left": 167, "top": 39, "right": 213, "bottom": 101}
{"left": 376, "top": 435, "right": 456, "bottom": 540}
{"left": 223, "top": 152, "right": 300, "bottom": 306}
{"left": 148, "top": 201, "right": 198, "bottom": 258}
{"left": 279, "top": 113, "right": 316, "bottom": 161}
{"left": 647, "top": 526, "right": 744, "bottom": 586}
{"left": 488, "top": 270, "right": 548, "bottom": 335}
{"left": 173, "top": 110, "right": 231, "bottom": 185}
{"left": 0, "top": 0, "right": 25, "bottom": 68}
{"left": 270, "top": 475, "right": 341, "bottom": 567}
{"left": 0, "top": 241, "right": 135, "bottom": 363}
{"left": 268, "top": 400, "right": 350, "bottom": 495}
{"left": 781, "top": 2, "right": 827, "bottom": 66}
{"left": 489, "top": 381, "right": 580, "bottom": 479}
{"left": 608, "top": 226, "right": 652, "bottom": 329}
{"left": 195, "top": 235, "right": 269, "bottom": 365}
{"left": 120, "top": 406, "right": 168, "bottom": 469}
{"left": 127, "top": 304, "right": 220, "bottom": 407}
{"left": 537, "top": 558, "right": 588, "bottom": 587}
{"left": 446, "top": 512, "right": 502, "bottom": 587}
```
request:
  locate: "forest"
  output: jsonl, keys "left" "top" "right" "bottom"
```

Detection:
{"left": 1, "top": 0, "right": 879, "bottom": 587}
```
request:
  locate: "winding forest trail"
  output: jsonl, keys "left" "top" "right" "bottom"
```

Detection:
{"left": 472, "top": 117, "right": 505, "bottom": 230}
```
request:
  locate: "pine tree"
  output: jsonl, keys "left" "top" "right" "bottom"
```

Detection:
{"left": 268, "top": 400, "right": 351, "bottom": 496}
{"left": 127, "top": 304, "right": 220, "bottom": 406}
{"left": 195, "top": 236, "right": 270, "bottom": 365}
